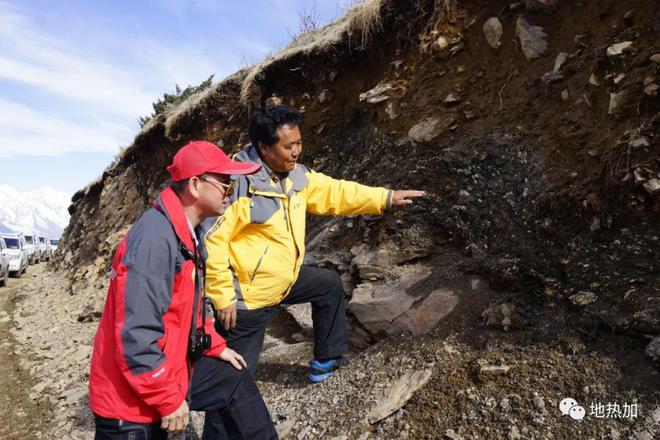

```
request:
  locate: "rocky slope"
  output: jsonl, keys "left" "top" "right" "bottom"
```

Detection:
{"left": 7, "top": 0, "right": 659, "bottom": 438}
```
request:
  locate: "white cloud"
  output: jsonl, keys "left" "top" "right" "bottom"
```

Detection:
{"left": 0, "top": 98, "right": 131, "bottom": 157}
{"left": 0, "top": 5, "right": 155, "bottom": 118}
{"left": 0, "top": 1, "right": 241, "bottom": 157}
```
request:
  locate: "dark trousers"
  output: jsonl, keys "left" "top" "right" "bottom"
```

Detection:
{"left": 217, "top": 265, "right": 348, "bottom": 375}
{"left": 204, "top": 266, "right": 347, "bottom": 437}
{"left": 94, "top": 356, "right": 278, "bottom": 440}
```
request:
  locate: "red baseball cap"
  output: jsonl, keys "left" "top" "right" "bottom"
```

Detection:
{"left": 167, "top": 141, "right": 260, "bottom": 181}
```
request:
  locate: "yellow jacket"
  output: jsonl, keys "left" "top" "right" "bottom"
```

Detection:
{"left": 204, "top": 145, "right": 392, "bottom": 310}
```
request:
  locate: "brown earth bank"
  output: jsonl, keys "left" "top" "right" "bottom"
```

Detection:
{"left": 4, "top": 0, "right": 659, "bottom": 438}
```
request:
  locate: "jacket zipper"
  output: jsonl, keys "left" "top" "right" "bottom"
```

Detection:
{"left": 250, "top": 245, "right": 269, "bottom": 282}
{"left": 283, "top": 202, "right": 290, "bottom": 232}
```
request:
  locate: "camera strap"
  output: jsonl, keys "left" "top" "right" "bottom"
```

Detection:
{"left": 178, "top": 240, "right": 206, "bottom": 354}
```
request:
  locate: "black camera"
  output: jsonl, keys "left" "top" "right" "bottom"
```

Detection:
{"left": 189, "top": 329, "right": 212, "bottom": 361}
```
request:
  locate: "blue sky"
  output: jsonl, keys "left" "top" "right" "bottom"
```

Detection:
{"left": 0, "top": 0, "right": 355, "bottom": 195}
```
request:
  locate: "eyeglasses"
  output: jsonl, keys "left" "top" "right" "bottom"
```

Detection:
{"left": 199, "top": 176, "right": 236, "bottom": 196}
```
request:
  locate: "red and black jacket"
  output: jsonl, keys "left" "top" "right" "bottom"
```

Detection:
{"left": 89, "top": 188, "right": 226, "bottom": 423}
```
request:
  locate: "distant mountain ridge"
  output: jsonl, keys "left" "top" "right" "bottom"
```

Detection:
{"left": 0, "top": 185, "right": 70, "bottom": 238}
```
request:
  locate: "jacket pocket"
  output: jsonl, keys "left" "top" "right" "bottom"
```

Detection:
{"left": 249, "top": 245, "right": 269, "bottom": 283}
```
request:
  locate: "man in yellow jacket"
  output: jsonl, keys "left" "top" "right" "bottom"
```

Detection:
{"left": 204, "top": 105, "right": 424, "bottom": 383}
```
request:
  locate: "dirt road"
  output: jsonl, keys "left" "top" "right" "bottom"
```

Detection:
{"left": 0, "top": 263, "right": 53, "bottom": 440}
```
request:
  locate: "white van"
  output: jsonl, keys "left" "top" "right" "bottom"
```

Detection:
{"left": 0, "top": 233, "right": 29, "bottom": 277}
{"left": 0, "top": 237, "right": 10, "bottom": 286}
{"left": 23, "top": 233, "right": 39, "bottom": 264}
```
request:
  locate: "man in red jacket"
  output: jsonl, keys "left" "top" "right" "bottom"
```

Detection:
{"left": 89, "top": 141, "right": 278, "bottom": 439}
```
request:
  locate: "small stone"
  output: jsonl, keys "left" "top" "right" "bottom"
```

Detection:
{"left": 553, "top": 52, "right": 569, "bottom": 71}
{"left": 608, "top": 89, "right": 631, "bottom": 114}
{"left": 31, "top": 381, "right": 50, "bottom": 393}
{"left": 649, "top": 54, "right": 660, "bottom": 65}
{"left": 72, "top": 345, "right": 92, "bottom": 362}
{"left": 561, "top": 89, "right": 570, "bottom": 101}
{"left": 500, "top": 397, "right": 512, "bottom": 412}
{"left": 643, "top": 179, "right": 660, "bottom": 196}
{"left": 541, "top": 70, "right": 563, "bottom": 84}
{"left": 635, "top": 431, "right": 653, "bottom": 440}
{"left": 508, "top": 426, "right": 522, "bottom": 440}
{"left": 589, "top": 73, "right": 601, "bottom": 86}
{"left": 359, "top": 82, "right": 394, "bottom": 104}
{"left": 649, "top": 408, "right": 660, "bottom": 424}
{"left": 533, "top": 393, "right": 546, "bottom": 411}
{"left": 77, "top": 305, "right": 101, "bottom": 323}
{"left": 444, "top": 93, "right": 461, "bottom": 106}
{"left": 630, "top": 137, "right": 650, "bottom": 148}
{"left": 456, "top": 65, "right": 466, "bottom": 73}
{"left": 643, "top": 84, "right": 659, "bottom": 96}
{"left": 59, "top": 387, "right": 87, "bottom": 405}
{"left": 643, "top": 76, "right": 655, "bottom": 86}
{"left": 435, "top": 36, "right": 449, "bottom": 51}
{"left": 606, "top": 41, "right": 633, "bottom": 57}
{"left": 613, "top": 73, "right": 626, "bottom": 84}
{"left": 445, "top": 429, "right": 463, "bottom": 440}
{"left": 479, "top": 364, "right": 512, "bottom": 378}
{"left": 516, "top": 17, "right": 548, "bottom": 60}
{"left": 569, "top": 291, "right": 597, "bottom": 306}
{"left": 318, "top": 89, "right": 331, "bottom": 104}
{"left": 385, "top": 102, "right": 398, "bottom": 120}
{"left": 483, "top": 17, "right": 503, "bottom": 49}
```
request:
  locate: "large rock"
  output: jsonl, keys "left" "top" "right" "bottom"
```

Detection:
{"left": 482, "top": 17, "right": 503, "bottom": 49}
{"left": 643, "top": 179, "right": 660, "bottom": 195}
{"left": 516, "top": 17, "right": 548, "bottom": 61}
{"left": 282, "top": 303, "right": 313, "bottom": 332}
{"left": 608, "top": 89, "right": 631, "bottom": 115}
{"left": 388, "top": 288, "right": 459, "bottom": 336}
{"left": 349, "top": 265, "right": 432, "bottom": 336}
{"left": 350, "top": 242, "right": 432, "bottom": 281}
{"left": 408, "top": 117, "right": 444, "bottom": 142}
{"left": 368, "top": 369, "right": 433, "bottom": 424}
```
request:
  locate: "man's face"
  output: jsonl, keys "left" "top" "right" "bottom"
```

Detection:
{"left": 259, "top": 124, "right": 302, "bottom": 174}
{"left": 196, "top": 173, "right": 233, "bottom": 216}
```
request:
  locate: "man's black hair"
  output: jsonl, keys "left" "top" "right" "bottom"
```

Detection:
{"left": 249, "top": 105, "right": 301, "bottom": 149}
{"left": 170, "top": 179, "right": 189, "bottom": 195}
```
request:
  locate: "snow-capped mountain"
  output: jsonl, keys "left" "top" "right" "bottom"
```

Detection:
{"left": 0, "top": 185, "right": 71, "bottom": 238}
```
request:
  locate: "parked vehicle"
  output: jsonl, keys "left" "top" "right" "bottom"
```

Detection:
{"left": 37, "top": 235, "right": 51, "bottom": 261}
{"left": 0, "top": 237, "right": 10, "bottom": 287}
{"left": 0, "top": 233, "right": 28, "bottom": 277}
{"left": 23, "top": 233, "right": 39, "bottom": 264}
{"left": 49, "top": 238, "right": 60, "bottom": 254}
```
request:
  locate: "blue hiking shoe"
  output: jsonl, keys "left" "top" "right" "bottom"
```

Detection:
{"left": 308, "top": 357, "right": 349, "bottom": 383}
